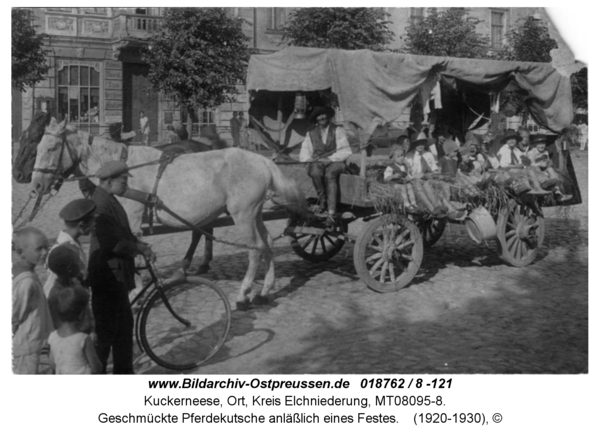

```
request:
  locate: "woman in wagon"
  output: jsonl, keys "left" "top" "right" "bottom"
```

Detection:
{"left": 299, "top": 106, "right": 352, "bottom": 220}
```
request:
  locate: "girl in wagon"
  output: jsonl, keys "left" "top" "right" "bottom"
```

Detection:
{"left": 383, "top": 145, "right": 420, "bottom": 212}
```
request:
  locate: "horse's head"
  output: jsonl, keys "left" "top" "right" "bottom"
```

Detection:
{"left": 12, "top": 111, "right": 51, "bottom": 183}
{"left": 31, "top": 118, "right": 80, "bottom": 196}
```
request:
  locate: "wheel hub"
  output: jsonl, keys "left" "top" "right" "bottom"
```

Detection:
{"left": 516, "top": 220, "right": 538, "bottom": 247}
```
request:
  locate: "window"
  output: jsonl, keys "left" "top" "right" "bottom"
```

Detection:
{"left": 410, "top": 8, "right": 424, "bottom": 26}
{"left": 181, "top": 108, "right": 215, "bottom": 136}
{"left": 135, "top": 8, "right": 147, "bottom": 15}
{"left": 57, "top": 64, "right": 101, "bottom": 133}
{"left": 491, "top": 11, "right": 505, "bottom": 49}
{"left": 268, "top": 8, "right": 286, "bottom": 30}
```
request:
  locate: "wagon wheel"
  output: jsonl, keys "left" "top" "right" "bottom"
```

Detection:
{"left": 415, "top": 215, "right": 447, "bottom": 248}
{"left": 353, "top": 214, "right": 423, "bottom": 292}
{"left": 287, "top": 216, "right": 346, "bottom": 263}
{"left": 495, "top": 199, "right": 545, "bottom": 267}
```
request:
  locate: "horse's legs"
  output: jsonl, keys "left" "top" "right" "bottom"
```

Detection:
{"left": 235, "top": 214, "right": 265, "bottom": 310}
{"left": 256, "top": 216, "right": 275, "bottom": 300}
{"left": 196, "top": 228, "right": 213, "bottom": 275}
{"left": 182, "top": 231, "right": 201, "bottom": 272}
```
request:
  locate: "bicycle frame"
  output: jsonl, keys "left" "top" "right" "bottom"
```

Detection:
{"left": 132, "top": 257, "right": 192, "bottom": 355}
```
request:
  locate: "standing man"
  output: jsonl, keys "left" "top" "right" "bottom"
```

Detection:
{"left": 139, "top": 111, "right": 150, "bottom": 146}
{"left": 230, "top": 112, "right": 241, "bottom": 147}
{"left": 238, "top": 112, "right": 249, "bottom": 150}
{"left": 299, "top": 106, "right": 352, "bottom": 219}
{"left": 88, "top": 161, "right": 155, "bottom": 374}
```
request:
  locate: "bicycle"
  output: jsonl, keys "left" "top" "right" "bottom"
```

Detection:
{"left": 132, "top": 257, "right": 231, "bottom": 371}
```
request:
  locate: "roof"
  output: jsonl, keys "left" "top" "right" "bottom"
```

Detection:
{"left": 247, "top": 47, "right": 573, "bottom": 134}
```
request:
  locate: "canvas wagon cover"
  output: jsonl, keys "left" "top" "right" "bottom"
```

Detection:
{"left": 247, "top": 47, "right": 573, "bottom": 135}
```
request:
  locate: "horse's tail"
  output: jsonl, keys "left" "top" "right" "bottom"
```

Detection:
{"left": 266, "top": 159, "right": 307, "bottom": 214}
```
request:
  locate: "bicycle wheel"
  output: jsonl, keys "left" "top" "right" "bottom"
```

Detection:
{"left": 140, "top": 276, "right": 231, "bottom": 371}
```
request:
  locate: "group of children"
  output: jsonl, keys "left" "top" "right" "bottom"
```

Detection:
{"left": 382, "top": 128, "right": 572, "bottom": 220}
{"left": 12, "top": 199, "right": 102, "bottom": 375}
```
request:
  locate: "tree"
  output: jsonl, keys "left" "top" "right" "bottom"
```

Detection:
{"left": 497, "top": 16, "right": 587, "bottom": 114}
{"left": 496, "top": 16, "right": 556, "bottom": 62}
{"left": 281, "top": 8, "right": 394, "bottom": 51}
{"left": 402, "top": 8, "right": 490, "bottom": 58}
{"left": 12, "top": 8, "right": 49, "bottom": 92}
{"left": 143, "top": 8, "right": 250, "bottom": 132}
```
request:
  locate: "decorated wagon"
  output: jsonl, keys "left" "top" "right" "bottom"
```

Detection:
{"left": 246, "top": 47, "right": 581, "bottom": 292}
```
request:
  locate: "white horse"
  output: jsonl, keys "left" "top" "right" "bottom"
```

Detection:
{"left": 31, "top": 118, "right": 306, "bottom": 309}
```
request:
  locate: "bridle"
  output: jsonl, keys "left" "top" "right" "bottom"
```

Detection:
{"left": 33, "top": 131, "right": 81, "bottom": 189}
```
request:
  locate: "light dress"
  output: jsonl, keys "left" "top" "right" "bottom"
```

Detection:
{"left": 48, "top": 331, "right": 91, "bottom": 374}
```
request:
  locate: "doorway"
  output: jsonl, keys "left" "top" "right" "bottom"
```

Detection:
{"left": 123, "top": 63, "right": 158, "bottom": 143}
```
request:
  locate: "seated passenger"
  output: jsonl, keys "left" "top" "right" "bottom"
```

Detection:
{"left": 299, "top": 106, "right": 352, "bottom": 219}
{"left": 527, "top": 136, "right": 572, "bottom": 202}
{"left": 496, "top": 130, "right": 549, "bottom": 195}
{"left": 406, "top": 134, "right": 448, "bottom": 218}
{"left": 383, "top": 146, "right": 420, "bottom": 212}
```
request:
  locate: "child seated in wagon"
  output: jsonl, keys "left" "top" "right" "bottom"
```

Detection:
{"left": 527, "top": 136, "right": 572, "bottom": 202}
{"left": 382, "top": 145, "right": 419, "bottom": 212}
{"left": 405, "top": 136, "right": 466, "bottom": 220}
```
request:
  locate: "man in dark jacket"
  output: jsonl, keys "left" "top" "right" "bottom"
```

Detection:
{"left": 88, "top": 161, "right": 154, "bottom": 374}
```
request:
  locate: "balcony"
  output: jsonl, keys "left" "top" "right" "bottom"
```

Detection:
{"left": 113, "top": 13, "right": 162, "bottom": 40}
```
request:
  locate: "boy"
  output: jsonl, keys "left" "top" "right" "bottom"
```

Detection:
{"left": 406, "top": 134, "right": 448, "bottom": 218}
{"left": 44, "top": 199, "right": 96, "bottom": 297}
{"left": 12, "top": 227, "right": 53, "bottom": 374}
{"left": 383, "top": 145, "right": 420, "bottom": 212}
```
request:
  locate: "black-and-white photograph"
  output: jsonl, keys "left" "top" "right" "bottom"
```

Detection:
{"left": 10, "top": 5, "right": 588, "bottom": 382}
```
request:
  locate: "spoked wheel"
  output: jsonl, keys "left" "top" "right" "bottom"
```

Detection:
{"left": 287, "top": 216, "right": 346, "bottom": 263}
{"left": 496, "top": 199, "right": 545, "bottom": 267}
{"left": 139, "top": 276, "right": 231, "bottom": 371}
{"left": 354, "top": 214, "right": 423, "bottom": 292}
{"left": 415, "top": 215, "right": 447, "bottom": 248}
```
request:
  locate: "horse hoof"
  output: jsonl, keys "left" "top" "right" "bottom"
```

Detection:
{"left": 236, "top": 300, "right": 251, "bottom": 311}
{"left": 181, "top": 259, "right": 191, "bottom": 271}
{"left": 252, "top": 295, "right": 270, "bottom": 306}
{"left": 195, "top": 264, "right": 210, "bottom": 275}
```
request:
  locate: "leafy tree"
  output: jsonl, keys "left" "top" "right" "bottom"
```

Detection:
{"left": 281, "top": 8, "right": 394, "bottom": 51}
{"left": 402, "top": 8, "right": 489, "bottom": 58}
{"left": 12, "top": 8, "right": 49, "bottom": 92}
{"left": 497, "top": 16, "right": 587, "bottom": 115}
{"left": 143, "top": 8, "right": 250, "bottom": 133}
{"left": 496, "top": 16, "right": 556, "bottom": 62}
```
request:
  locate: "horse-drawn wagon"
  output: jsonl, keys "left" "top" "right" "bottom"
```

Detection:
{"left": 246, "top": 47, "right": 581, "bottom": 292}
{"left": 18, "top": 47, "right": 581, "bottom": 299}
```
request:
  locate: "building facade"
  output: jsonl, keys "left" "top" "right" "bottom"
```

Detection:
{"left": 13, "top": 7, "right": 547, "bottom": 143}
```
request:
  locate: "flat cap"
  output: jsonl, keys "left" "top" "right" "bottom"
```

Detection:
{"left": 95, "top": 161, "right": 132, "bottom": 180}
{"left": 59, "top": 199, "right": 96, "bottom": 222}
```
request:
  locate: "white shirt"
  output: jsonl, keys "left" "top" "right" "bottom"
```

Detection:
{"left": 43, "top": 231, "right": 87, "bottom": 297}
{"left": 527, "top": 148, "right": 551, "bottom": 168}
{"left": 497, "top": 144, "right": 524, "bottom": 168}
{"left": 140, "top": 116, "right": 150, "bottom": 134}
{"left": 406, "top": 150, "right": 438, "bottom": 176}
{"left": 299, "top": 124, "right": 352, "bottom": 163}
{"left": 383, "top": 163, "right": 409, "bottom": 182}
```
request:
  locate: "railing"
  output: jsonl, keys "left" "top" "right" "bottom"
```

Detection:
{"left": 112, "top": 13, "right": 162, "bottom": 39}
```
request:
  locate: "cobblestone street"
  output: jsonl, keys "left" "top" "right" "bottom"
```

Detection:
{"left": 12, "top": 150, "right": 588, "bottom": 375}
